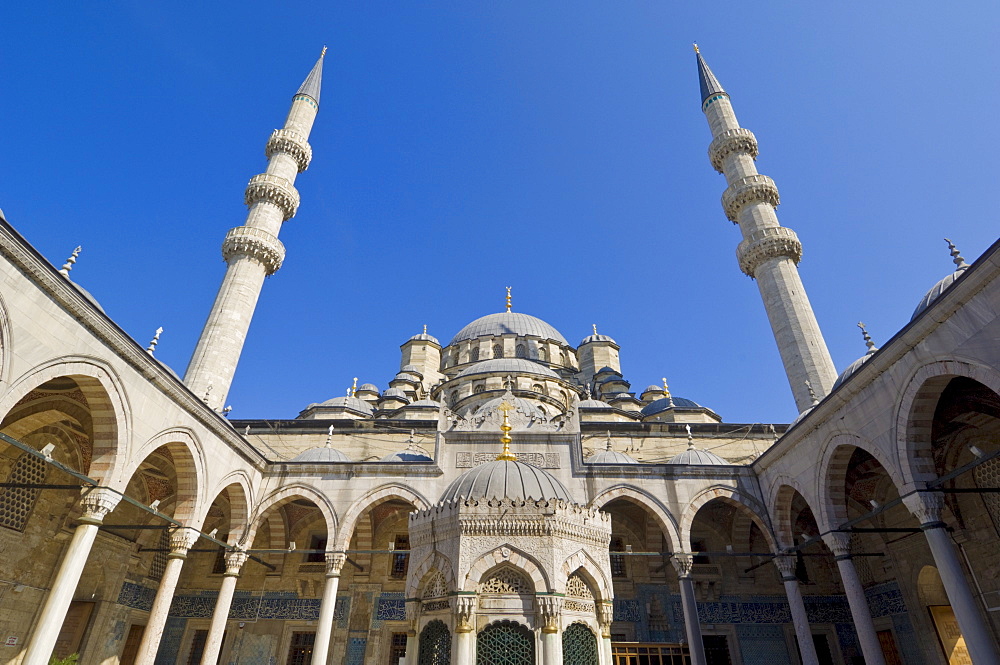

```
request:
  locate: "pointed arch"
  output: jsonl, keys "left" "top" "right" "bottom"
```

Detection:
{"left": 243, "top": 483, "right": 337, "bottom": 547}
{"left": 406, "top": 550, "right": 455, "bottom": 599}
{"left": 201, "top": 474, "right": 253, "bottom": 544}
{"left": 0, "top": 356, "right": 131, "bottom": 481}
{"left": 679, "top": 485, "right": 777, "bottom": 553}
{"left": 561, "top": 549, "right": 611, "bottom": 602}
{"left": 333, "top": 484, "right": 429, "bottom": 552}
{"left": 589, "top": 484, "right": 680, "bottom": 552}
{"left": 463, "top": 544, "right": 548, "bottom": 593}
{"left": 120, "top": 427, "right": 206, "bottom": 523}
{"left": 763, "top": 475, "right": 821, "bottom": 549}
{"left": 818, "top": 432, "right": 904, "bottom": 532}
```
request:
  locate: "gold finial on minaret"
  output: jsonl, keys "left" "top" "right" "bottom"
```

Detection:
{"left": 661, "top": 378, "right": 671, "bottom": 399}
{"left": 505, "top": 286, "right": 512, "bottom": 312}
{"left": 693, "top": 43, "right": 700, "bottom": 54}
{"left": 423, "top": 324, "right": 428, "bottom": 334}
{"left": 321, "top": 46, "right": 328, "bottom": 57}
{"left": 496, "top": 401, "right": 517, "bottom": 461}
{"left": 351, "top": 377, "right": 358, "bottom": 397}
{"left": 592, "top": 324, "right": 598, "bottom": 336}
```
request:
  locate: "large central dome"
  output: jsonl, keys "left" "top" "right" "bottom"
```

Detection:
{"left": 449, "top": 311, "right": 568, "bottom": 346}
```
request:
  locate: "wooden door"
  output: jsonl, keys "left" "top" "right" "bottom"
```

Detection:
{"left": 119, "top": 625, "right": 145, "bottom": 665}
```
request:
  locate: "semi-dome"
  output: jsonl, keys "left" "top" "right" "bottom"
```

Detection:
{"left": 292, "top": 446, "right": 351, "bottom": 462}
{"left": 318, "top": 396, "right": 375, "bottom": 414}
{"left": 449, "top": 312, "right": 568, "bottom": 346}
{"left": 640, "top": 396, "right": 702, "bottom": 416}
{"left": 455, "top": 358, "right": 560, "bottom": 380}
{"left": 400, "top": 365, "right": 423, "bottom": 376}
{"left": 439, "top": 459, "right": 572, "bottom": 503}
{"left": 667, "top": 445, "right": 729, "bottom": 466}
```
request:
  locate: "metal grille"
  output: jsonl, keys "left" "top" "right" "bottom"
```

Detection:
{"left": 148, "top": 530, "right": 169, "bottom": 581}
{"left": 476, "top": 621, "right": 534, "bottom": 665}
{"left": 422, "top": 572, "right": 448, "bottom": 599}
{"left": 975, "top": 456, "right": 1000, "bottom": 536}
{"left": 418, "top": 620, "right": 451, "bottom": 665}
{"left": 0, "top": 452, "right": 46, "bottom": 531}
{"left": 566, "top": 574, "right": 593, "bottom": 599}
{"left": 562, "top": 623, "right": 598, "bottom": 665}
{"left": 479, "top": 568, "right": 530, "bottom": 594}
{"left": 389, "top": 632, "right": 408, "bottom": 664}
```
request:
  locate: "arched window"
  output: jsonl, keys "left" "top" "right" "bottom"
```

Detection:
{"left": 449, "top": 392, "right": 459, "bottom": 407}
{"left": 418, "top": 620, "right": 451, "bottom": 665}
{"left": 474, "top": 384, "right": 485, "bottom": 394}
{"left": 0, "top": 451, "right": 46, "bottom": 532}
{"left": 561, "top": 351, "right": 570, "bottom": 367}
{"left": 515, "top": 344, "right": 526, "bottom": 358}
{"left": 476, "top": 621, "right": 534, "bottom": 665}
{"left": 562, "top": 623, "right": 598, "bottom": 665}
{"left": 493, "top": 344, "right": 503, "bottom": 359}
{"left": 540, "top": 346, "right": 549, "bottom": 362}
{"left": 479, "top": 568, "right": 531, "bottom": 594}
{"left": 470, "top": 347, "right": 480, "bottom": 362}
{"left": 531, "top": 384, "right": 544, "bottom": 394}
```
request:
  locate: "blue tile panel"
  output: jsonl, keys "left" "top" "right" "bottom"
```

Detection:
{"left": 153, "top": 617, "right": 187, "bottom": 665}
{"left": 735, "top": 624, "right": 791, "bottom": 665}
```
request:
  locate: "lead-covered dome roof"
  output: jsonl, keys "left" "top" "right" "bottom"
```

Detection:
{"left": 667, "top": 446, "right": 729, "bottom": 466}
{"left": 449, "top": 312, "right": 568, "bottom": 346}
{"left": 640, "top": 396, "right": 701, "bottom": 416}
{"left": 293, "top": 446, "right": 351, "bottom": 462}
{"left": 318, "top": 396, "right": 375, "bottom": 414}
{"left": 455, "top": 358, "right": 560, "bottom": 380}
{"left": 439, "top": 459, "right": 572, "bottom": 503}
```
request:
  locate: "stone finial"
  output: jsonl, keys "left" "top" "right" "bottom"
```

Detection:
{"left": 605, "top": 431, "right": 614, "bottom": 452}
{"left": 592, "top": 324, "right": 598, "bottom": 336}
{"left": 423, "top": 324, "right": 427, "bottom": 335}
{"left": 503, "top": 375, "right": 514, "bottom": 391}
{"left": 857, "top": 322, "right": 878, "bottom": 355}
{"left": 244, "top": 425, "right": 251, "bottom": 436}
{"left": 804, "top": 380, "right": 817, "bottom": 403}
{"left": 203, "top": 385, "right": 213, "bottom": 404}
{"left": 320, "top": 45, "right": 328, "bottom": 58}
{"left": 146, "top": 327, "right": 163, "bottom": 355}
{"left": 325, "top": 424, "right": 334, "bottom": 448}
{"left": 944, "top": 238, "right": 969, "bottom": 271}
{"left": 351, "top": 377, "right": 358, "bottom": 397}
{"left": 58, "top": 246, "right": 82, "bottom": 277}
{"left": 685, "top": 424, "right": 694, "bottom": 449}
{"left": 661, "top": 378, "right": 674, "bottom": 407}
{"left": 505, "top": 286, "right": 512, "bottom": 312}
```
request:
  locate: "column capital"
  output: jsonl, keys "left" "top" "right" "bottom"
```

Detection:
{"left": 822, "top": 532, "right": 852, "bottom": 559}
{"left": 325, "top": 552, "right": 346, "bottom": 577}
{"left": 453, "top": 595, "right": 476, "bottom": 633}
{"left": 168, "top": 526, "right": 200, "bottom": 558}
{"left": 223, "top": 549, "right": 249, "bottom": 577}
{"left": 772, "top": 555, "right": 797, "bottom": 581}
{"left": 536, "top": 595, "right": 563, "bottom": 634}
{"left": 79, "top": 488, "right": 121, "bottom": 524}
{"left": 671, "top": 554, "right": 694, "bottom": 579}
{"left": 597, "top": 602, "right": 614, "bottom": 638}
{"left": 903, "top": 492, "right": 946, "bottom": 527}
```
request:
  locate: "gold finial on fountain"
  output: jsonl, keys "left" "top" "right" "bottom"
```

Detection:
{"left": 496, "top": 401, "right": 517, "bottom": 461}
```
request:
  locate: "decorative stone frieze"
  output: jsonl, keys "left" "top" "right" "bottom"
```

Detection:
{"left": 456, "top": 451, "right": 558, "bottom": 469}
{"left": 244, "top": 173, "right": 300, "bottom": 221}
{"left": 708, "top": 128, "right": 758, "bottom": 173}
{"left": 221, "top": 226, "right": 286, "bottom": 275}
{"left": 79, "top": 488, "right": 122, "bottom": 524}
{"left": 265, "top": 129, "right": 313, "bottom": 173}
{"left": 721, "top": 174, "right": 780, "bottom": 223}
{"left": 736, "top": 226, "right": 803, "bottom": 277}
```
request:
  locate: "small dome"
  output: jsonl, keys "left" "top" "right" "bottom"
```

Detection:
{"left": 578, "top": 399, "right": 612, "bottom": 409}
{"left": 450, "top": 312, "right": 568, "bottom": 346}
{"left": 595, "top": 367, "right": 620, "bottom": 376}
{"left": 579, "top": 333, "right": 616, "bottom": 346}
{"left": 408, "top": 332, "right": 441, "bottom": 346}
{"left": 912, "top": 269, "right": 967, "bottom": 320}
{"left": 644, "top": 385, "right": 662, "bottom": 393}
{"left": 788, "top": 405, "right": 815, "bottom": 429}
{"left": 399, "top": 365, "right": 423, "bottom": 376}
{"left": 832, "top": 354, "right": 874, "bottom": 391}
{"left": 408, "top": 399, "right": 442, "bottom": 408}
{"left": 72, "top": 283, "right": 105, "bottom": 314}
{"left": 667, "top": 446, "right": 729, "bottom": 466}
{"left": 587, "top": 449, "right": 638, "bottom": 464}
{"left": 439, "top": 459, "right": 572, "bottom": 503}
{"left": 358, "top": 383, "right": 380, "bottom": 393}
{"left": 455, "top": 358, "right": 560, "bottom": 380}
{"left": 318, "top": 396, "right": 375, "bottom": 414}
{"left": 382, "top": 388, "right": 409, "bottom": 401}
{"left": 293, "top": 446, "right": 351, "bottom": 462}
{"left": 381, "top": 449, "right": 433, "bottom": 463}
{"left": 640, "top": 396, "right": 702, "bottom": 416}
{"left": 612, "top": 393, "right": 634, "bottom": 401}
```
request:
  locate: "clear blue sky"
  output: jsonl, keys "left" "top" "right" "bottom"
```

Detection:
{"left": 1, "top": 2, "right": 998, "bottom": 423}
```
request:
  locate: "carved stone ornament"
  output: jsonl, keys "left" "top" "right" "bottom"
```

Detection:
{"left": 221, "top": 226, "right": 286, "bottom": 275}
{"left": 670, "top": 554, "right": 694, "bottom": 579}
{"left": 708, "top": 127, "right": 758, "bottom": 173}
{"left": 168, "top": 526, "right": 200, "bottom": 557}
{"left": 79, "top": 487, "right": 122, "bottom": 523}
{"left": 456, "top": 451, "right": 559, "bottom": 469}
{"left": 772, "top": 555, "right": 796, "bottom": 581}
{"left": 223, "top": 549, "right": 249, "bottom": 576}
{"left": 244, "top": 172, "right": 301, "bottom": 221}
{"left": 454, "top": 595, "right": 476, "bottom": 632}
{"left": 325, "top": 552, "right": 347, "bottom": 576}
{"left": 736, "top": 226, "right": 802, "bottom": 277}
{"left": 265, "top": 128, "right": 313, "bottom": 173}
{"left": 721, "top": 174, "right": 780, "bottom": 223}
{"left": 821, "top": 532, "right": 852, "bottom": 559}
{"left": 903, "top": 492, "right": 945, "bottom": 526}
{"left": 536, "top": 596, "right": 563, "bottom": 633}
{"left": 598, "top": 602, "right": 614, "bottom": 637}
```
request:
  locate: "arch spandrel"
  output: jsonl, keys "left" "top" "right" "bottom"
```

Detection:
{"left": 763, "top": 475, "right": 822, "bottom": 550}
{"left": 817, "top": 432, "right": 905, "bottom": 532}
{"left": 119, "top": 427, "right": 207, "bottom": 524}
{"left": 243, "top": 483, "right": 338, "bottom": 548}
{"left": 333, "top": 483, "right": 429, "bottom": 552}
{"left": 678, "top": 485, "right": 777, "bottom": 553}
{"left": 463, "top": 544, "right": 549, "bottom": 594}
{"left": 589, "top": 484, "right": 681, "bottom": 553}
{"left": 406, "top": 550, "right": 456, "bottom": 600}
{"left": 560, "top": 549, "right": 611, "bottom": 602}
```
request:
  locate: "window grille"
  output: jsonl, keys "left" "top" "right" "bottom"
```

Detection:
{"left": 562, "top": 623, "right": 599, "bottom": 665}
{"left": 474, "top": 384, "right": 485, "bottom": 394}
{"left": 148, "top": 530, "right": 169, "bottom": 581}
{"left": 566, "top": 574, "right": 594, "bottom": 599}
{"left": 479, "top": 568, "right": 530, "bottom": 594}
{"left": 493, "top": 344, "right": 503, "bottom": 359}
{"left": 975, "top": 456, "right": 1000, "bottom": 537}
{"left": 417, "top": 620, "right": 451, "bottom": 665}
{"left": 470, "top": 347, "right": 480, "bottom": 362}
{"left": 391, "top": 535, "right": 410, "bottom": 578}
{"left": 0, "top": 452, "right": 46, "bottom": 531}
{"left": 476, "top": 621, "right": 534, "bottom": 665}
{"left": 389, "top": 632, "right": 408, "bottom": 664}
{"left": 287, "top": 632, "right": 315, "bottom": 665}
{"left": 610, "top": 537, "right": 626, "bottom": 578}
{"left": 422, "top": 572, "right": 448, "bottom": 599}
{"left": 531, "top": 384, "right": 544, "bottom": 394}
{"left": 515, "top": 345, "right": 526, "bottom": 358}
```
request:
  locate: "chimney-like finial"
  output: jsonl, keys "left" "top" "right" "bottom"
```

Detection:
{"left": 325, "top": 424, "right": 334, "bottom": 448}
{"left": 505, "top": 286, "right": 512, "bottom": 312}
{"left": 423, "top": 324, "right": 428, "bottom": 335}
{"left": 605, "top": 430, "right": 614, "bottom": 452}
{"left": 686, "top": 424, "right": 695, "bottom": 449}
{"left": 805, "top": 381, "right": 819, "bottom": 406}
{"left": 146, "top": 327, "right": 163, "bottom": 355}
{"left": 351, "top": 377, "right": 358, "bottom": 397}
{"left": 857, "top": 322, "right": 878, "bottom": 355}
{"left": 944, "top": 238, "right": 969, "bottom": 271}
{"left": 58, "top": 246, "right": 82, "bottom": 277}
{"left": 496, "top": 401, "right": 517, "bottom": 461}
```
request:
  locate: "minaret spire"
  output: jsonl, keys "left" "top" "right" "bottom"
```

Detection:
{"left": 184, "top": 51, "right": 325, "bottom": 409}
{"left": 697, "top": 48, "right": 837, "bottom": 412}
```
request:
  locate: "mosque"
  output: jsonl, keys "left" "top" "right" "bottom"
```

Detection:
{"left": 0, "top": 45, "right": 997, "bottom": 665}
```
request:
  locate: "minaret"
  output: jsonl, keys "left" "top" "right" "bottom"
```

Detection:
{"left": 185, "top": 49, "right": 326, "bottom": 409}
{"left": 696, "top": 46, "right": 837, "bottom": 412}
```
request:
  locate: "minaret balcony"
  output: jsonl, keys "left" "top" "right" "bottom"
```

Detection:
{"left": 708, "top": 128, "right": 758, "bottom": 173}
{"left": 721, "top": 174, "right": 779, "bottom": 223}
{"left": 736, "top": 226, "right": 802, "bottom": 278}
{"left": 244, "top": 173, "right": 301, "bottom": 221}
{"left": 265, "top": 128, "right": 313, "bottom": 173}
{"left": 221, "top": 226, "right": 286, "bottom": 275}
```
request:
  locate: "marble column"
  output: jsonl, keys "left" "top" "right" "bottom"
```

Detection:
{"left": 452, "top": 595, "right": 476, "bottom": 665}
{"left": 904, "top": 493, "right": 1000, "bottom": 664}
{"left": 200, "top": 549, "right": 248, "bottom": 665}
{"left": 773, "top": 556, "right": 819, "bottom": 665}
{"left": 822, "top": 533, "right": 885, "bottom": 665}
{"left": 134, "top": 527, "right": 200, "bottom": 664}
{"left": 597, "top": 601, "right": 614, "bottom": 665}
{"left": 671, "top": 555, "right": 706, "bottom": 665}
{"left": 22, "top": 488, "right": 121, "bottom": 665}
{"left": 538, "top": 596, "right": 563, "bottom": 665}
{"left": 312, "top": 553, "right": 346, "bottom": 665}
